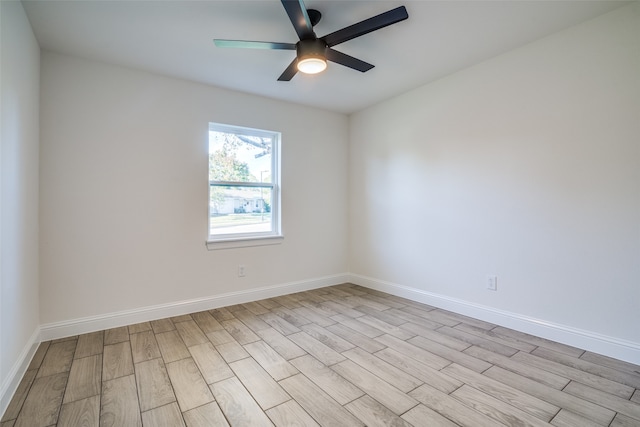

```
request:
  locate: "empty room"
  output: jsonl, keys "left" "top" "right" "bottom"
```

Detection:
{"left": 1, "top": 0, "right": 639, "bottom": 426}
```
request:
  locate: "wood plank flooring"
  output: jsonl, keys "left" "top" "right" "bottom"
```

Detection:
{"left": 2, "top": 284, "right": 640, "bottom": 427}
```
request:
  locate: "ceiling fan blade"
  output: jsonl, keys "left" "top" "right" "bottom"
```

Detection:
{"left": 321, "top": 6, "right": 408, "bottom": 47}
{"left": 278, "top": 58, "right": 299, "bottom": 81}
{"left": 326, "top": 48, "right": 374, "bottom": 73}
{"left": 214, "top": 39, "right": 296, "bottom": 50}
{"left": 281, "top": 0, "right": 315, "bottom": 40}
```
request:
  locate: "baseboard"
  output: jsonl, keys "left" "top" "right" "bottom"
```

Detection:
{"left": 1, "top": 327, "right": 41, "bottom": 420}
{"left": 349, "top": 274, "right": 640, "bottom": 365}
{"left": 40, "top": 273, "right": 349, "bottom": 341}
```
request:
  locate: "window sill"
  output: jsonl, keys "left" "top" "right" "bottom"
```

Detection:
{"left": 206, "top": 235, "right": 284, "bottom": 250}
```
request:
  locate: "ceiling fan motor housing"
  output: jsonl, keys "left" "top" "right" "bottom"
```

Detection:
{"left": 297, "top": 38, "right": 327, "bottom": 61}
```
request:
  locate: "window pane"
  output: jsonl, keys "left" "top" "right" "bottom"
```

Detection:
{"left": 209, "top": 131, "right": 272, "bottom": 183}
{"left": 210, "top": 186, "right": 272, "bottom": 236}
{"left": 208, "top": 122, "right": 280, "bottom": 245}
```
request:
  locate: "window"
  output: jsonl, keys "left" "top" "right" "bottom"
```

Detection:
{"left": 207, "top": 123, "right": 281, "bottom": 249}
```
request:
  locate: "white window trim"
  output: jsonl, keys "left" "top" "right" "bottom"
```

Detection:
{"left": 206, "top": 235, "right": 284, "bottom": 250}
{"left": 206, "top": 122, "right": 282, "bottom": 249}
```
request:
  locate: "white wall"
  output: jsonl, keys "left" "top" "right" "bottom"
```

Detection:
{"left": 39, "top": 52, "right": 348, "bottom": 325}
{"left": 349, "top": 4, "right": 640, "bottom": 358}
{"left": 0, "top": 0, "right": 41, "bottom": 409}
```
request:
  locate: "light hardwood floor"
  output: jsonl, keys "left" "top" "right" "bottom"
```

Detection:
{"left": 2, "top": 284, "right": 639, "bottom": 426}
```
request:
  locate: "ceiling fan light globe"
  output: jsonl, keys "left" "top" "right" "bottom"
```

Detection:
{"left": 297, "top": 57, "right": 327, "bottom": 74}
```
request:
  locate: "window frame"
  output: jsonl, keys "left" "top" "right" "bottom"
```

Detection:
{"left": 206, "top": 122, "right": 282, "bottom": 250}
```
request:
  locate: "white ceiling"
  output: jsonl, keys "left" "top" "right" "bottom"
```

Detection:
{"left": 22, "top": 0, "right": 628, "bottom": 114}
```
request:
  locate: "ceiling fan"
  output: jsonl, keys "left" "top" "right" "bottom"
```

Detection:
{"left": 214, "top": 0, "right": 409, "bottom": 81}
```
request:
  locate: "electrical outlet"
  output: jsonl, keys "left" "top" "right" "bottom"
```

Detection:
{"left": 238, "top": 265, "right": 246, "bottom": 277}
{"left": 487, "top": 275, "right": 498, "bottom": 291}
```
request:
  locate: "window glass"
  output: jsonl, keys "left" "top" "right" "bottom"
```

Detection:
{"left": 208, "top": 123, "right": 280, "bottom": 244}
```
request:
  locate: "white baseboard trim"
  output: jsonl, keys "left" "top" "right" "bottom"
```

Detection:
{"left": 40, "top": 274, "right": 350, "bottom": 341}
{"left": 349, "top": 274, "right": 640, "bottom": 365}
{"left": 1, "top": 327, "right": 41, "bottom": 420}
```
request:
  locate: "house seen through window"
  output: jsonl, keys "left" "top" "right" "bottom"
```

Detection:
{"left": 208, "top": 123, "right": 281, "bottom": 245}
